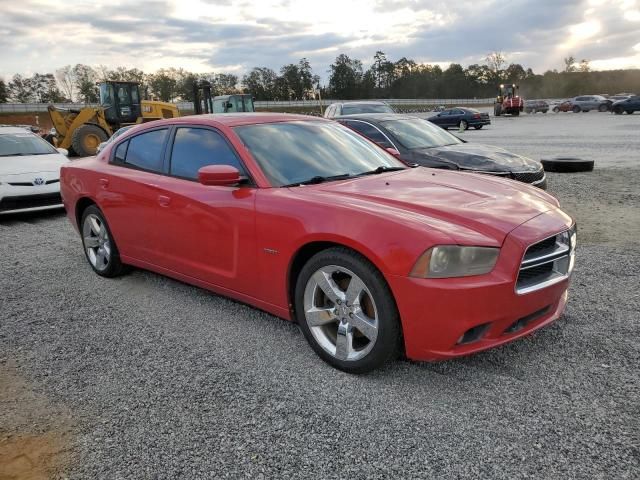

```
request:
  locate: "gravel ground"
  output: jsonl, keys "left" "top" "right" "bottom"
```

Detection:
{"left": 1, "top": 114, "right": 639, "bottom": 479}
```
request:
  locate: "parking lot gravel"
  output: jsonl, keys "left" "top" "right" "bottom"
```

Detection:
{"left": 1, "top": 113, "right": 639, "bottom": 479}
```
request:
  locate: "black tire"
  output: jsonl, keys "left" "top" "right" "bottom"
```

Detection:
{"left": 474, "top": 125, "right": 483, "bottom": 130}
{"left": 294, "top": 247, "right": 401, "bottom": 374}
{"left": 626, "top": 110, "right": 634, "bottom": 115}
{"left": 71, "top": 124, "right": 108, "bottom": 157}
{"left": 553, "top": 107, "right": 560, "bottom": 113}
{"left": 512, "top": 110, "right": 520, "bottom": 117}
{"left": 541, "top": 110, "right": 548, "bottom": 113}
{"left": 541, "top": 157, "right": 594, "bottom": 173}
{"left": 80, "top": 205, "right": 128, "bottom": 277}
{"left": 572, "top": 106, "right": 581, "bottom": 113}
{"left": 613, "top": 107, "right": 623, "bottom": 115}
{"left": 598, "top": 104, "right": 608, "bottom": 112}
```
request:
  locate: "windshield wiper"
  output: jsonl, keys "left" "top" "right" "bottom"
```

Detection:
{"left": 283, "top": 173, "right": 353, "bottom": 187}
{"left": 358, "top": 166, "right": 406, "bottom": 176}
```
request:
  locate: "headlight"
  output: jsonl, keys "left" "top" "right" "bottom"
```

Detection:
{"left": 409, "top": 246, "right": 500, "bottom": 278}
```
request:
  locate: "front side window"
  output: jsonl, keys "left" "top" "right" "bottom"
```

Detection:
{"left": 124, "top": 129, "right": 168, "bottom": 172}
{"left": 234, "top": 121, "right": 404, "bottom": 187}
{"left": 382, "top": 118, "right": 463, "bottom": 150}
{"left": 170, "top": 127, "right": 245, "bottom": 180}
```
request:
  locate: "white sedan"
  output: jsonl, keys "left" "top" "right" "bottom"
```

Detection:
{"left": 0, "top": 126, "right": 70, "bottom": 214}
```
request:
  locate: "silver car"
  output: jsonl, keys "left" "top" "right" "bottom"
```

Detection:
{"left": 570, "top": 95, "right": 611, "bottom": 113}
{"left": 324, "top": 101, "right": 395, "bottom": 119}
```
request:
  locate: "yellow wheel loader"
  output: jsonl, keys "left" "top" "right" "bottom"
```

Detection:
{"left": 48, "top": 81, "right": 180, "bottom": 156}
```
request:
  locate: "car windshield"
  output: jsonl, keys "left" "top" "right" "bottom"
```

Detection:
{"left": 381, "top": 118, "right": 463, "bottom": 149}
{"left": 341, "top": 104, "right": 394, "bottom": 115}
{"left": 0, "top": 133, "right": 58, "bottom": 157}
{"left": 234, "top": 121, "right": 405, "bottom": 187}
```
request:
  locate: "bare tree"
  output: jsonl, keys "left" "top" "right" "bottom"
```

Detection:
{"left": 563, "top": 56, "right": 577, "bottom": 73}
{"left": 578, "top": 59, "right": 591, "bottom": 73}
{"left": 55, "top": 66, "right": 75, "bottom": 102}
{"left": 485, "top": 51, "right": 506, "bottom": 82}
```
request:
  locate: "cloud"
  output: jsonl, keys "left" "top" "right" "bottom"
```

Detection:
{"left": 0, "top": 0, "right": 638, "bottom": 82}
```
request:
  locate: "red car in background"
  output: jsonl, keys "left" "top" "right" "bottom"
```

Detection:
{"left": 552, "top": 100, "right": 574, "bottom": 112}
{"left": 60, "top": 114, "right": 577, "bottom": 373}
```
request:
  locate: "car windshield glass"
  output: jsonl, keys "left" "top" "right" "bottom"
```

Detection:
{"left": 0, "top": 133, "right": 58, "bottom": 157}
{"left": 234, "top": 121, "right": 405, "bottom": 187}
{"left": 342, "top": 104, "right": 394, "bottom": 115}
{"left": 381, "top": 118, "right": 463, "bottom": 149}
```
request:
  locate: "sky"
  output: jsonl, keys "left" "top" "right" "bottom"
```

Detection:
{"left": 1, "top": 0, "right": 639, "bottom": 82}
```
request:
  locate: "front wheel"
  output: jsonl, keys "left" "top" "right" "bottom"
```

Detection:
{"left": 459, "top": 120, "right": 469, "bottom": 130}
{"left": 81, "top": 205, "right": 128, "bottom": 277}
{"left": 295, "top": 248, "right": 401, "bottom": 373}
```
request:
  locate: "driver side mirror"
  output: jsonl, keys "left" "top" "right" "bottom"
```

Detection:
{"left": 198, "top": 165, "right": 241, "bottom": 186}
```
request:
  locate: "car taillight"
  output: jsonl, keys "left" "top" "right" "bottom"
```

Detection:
{"left": 473, "top": 113, "right": 481, "bottom": 119}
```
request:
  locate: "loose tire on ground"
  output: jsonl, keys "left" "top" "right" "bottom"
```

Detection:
{"left": 541, "top": 157, "right": 594, "bottom": 173}
{"left": 81, "top": 205, "right": 129, "bottom": 277}
{"left": 71, "top": 124, "right": 109, "bottom": 157}
{"left": 294, "top": 247, "right": 401, "bottom": 374}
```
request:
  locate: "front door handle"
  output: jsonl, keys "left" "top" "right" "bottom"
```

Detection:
{"left": 158, "top": 195, "right": 171, "bottom": 207}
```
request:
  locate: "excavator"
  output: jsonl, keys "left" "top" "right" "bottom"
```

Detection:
{"left": 48, "top": 81, "right": 180, "bottom": 156}
{"left": 49, "top": 80, "right": 256, "bottom": 156}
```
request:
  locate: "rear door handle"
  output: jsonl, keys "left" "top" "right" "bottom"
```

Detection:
{"left": 99, "top": 178, "right": 109, "bottom": 188}
{"left": 158, "top": 195, "right": 171, "bottom": 207}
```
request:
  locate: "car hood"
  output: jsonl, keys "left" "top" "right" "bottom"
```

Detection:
{"left": 306, "top": 167, "right": 559, "bottom": 244}
{"left": 405, "top": 143, "right": 541, "bottom": 172}
{"left": 0, "top": 153, "right": 68, "bottom": 177}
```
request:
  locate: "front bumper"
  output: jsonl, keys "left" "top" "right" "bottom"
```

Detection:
{"left": 0, "top": 183, "right": 62, "bottom": 215}
{"left": 388, "top": 209, "right": 573, "bottom": 361}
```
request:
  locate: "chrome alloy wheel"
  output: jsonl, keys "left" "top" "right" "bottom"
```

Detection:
{"left": 303, "top": 265, "right": 379, "bottom": 362}
{"left": 82, "top": 213, "right": 111, "bottom": 271}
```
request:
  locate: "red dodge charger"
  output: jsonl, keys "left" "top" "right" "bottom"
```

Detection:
{"left": 60, "top": 113, "right": 576, "bottom": 373}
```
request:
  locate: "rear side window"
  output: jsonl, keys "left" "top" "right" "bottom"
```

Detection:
{"left": 124, "top": 129, "right": 168, "bottom": 172}
{"left": 170, "top": 127, "right": 245, "bottom": 180}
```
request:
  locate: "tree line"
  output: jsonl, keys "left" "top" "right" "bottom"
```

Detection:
{"left": 0, "top": 52, "right": 637, "bottom": 104}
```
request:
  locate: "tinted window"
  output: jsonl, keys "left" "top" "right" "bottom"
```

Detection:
{"left": 125, "top": 129, "right": 168, "bottom": 172}
{"left": 345, "top": 121, "right": 393, "bottom": 149}
{"left": 170, "top": 127, "right": 244, "bottom": 180}
{"left": 234, "top": 121, "right": 404, "bottom": 187}
{"left": 114, "top": 140, "right": 128, "bottom": 162}
{"left": 382, "top": 118, "right": 463, "bottom": 149}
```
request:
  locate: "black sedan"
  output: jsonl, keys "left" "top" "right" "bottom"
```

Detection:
{"left": 427, "top": 107, "right": 491, "bottom": 130}
{"left": 337, "top": 114, "right": 546, "bottom": 189}
{"left": 611, "top": 95, "right": 640, "bottom": 114}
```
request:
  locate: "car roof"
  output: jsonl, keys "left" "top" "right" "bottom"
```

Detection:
{"left": 0, "top": 126, "right": 35, "bottom": 135}
{"left": 336, "top": 113, "right": 419, "bottom": 122}
{"left": 138, "top": 113, "right": 329, "bottom": 129}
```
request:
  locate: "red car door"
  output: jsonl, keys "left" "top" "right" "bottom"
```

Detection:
{"left": 150, "top": 126, "right": 257, "bottom": 294}
{"left": 100, "top": 127, "right": 170, "bottom": 265}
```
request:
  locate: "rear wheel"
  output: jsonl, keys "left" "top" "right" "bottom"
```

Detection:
{"left": 626, "top": 110, "right": 634, "bottom": 115}
{"left": 71, "top": 124, "right": 108, "bottom": 157}
{"left": 512, "top": 110, "right": 520, "bottom": 117}
{"left": 553, "top": 107, "right": 560, "bottom": 113}
{"left": 474, "top": 125, "right": 483, "bottom": 130}
{"left": 81, "top": 205, "right": 128, "bottom": 277}
{"left": 295, "top": 248, "right": 401, "bottom": 373}
{"left": 598, "top": 104, "right": 608, "bottom": 112}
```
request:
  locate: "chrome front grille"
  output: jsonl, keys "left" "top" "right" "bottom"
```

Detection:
{"left": 516, "top": 225, "right": 577, "bottom": 294}
{"left": 512, "top": 169, "right": 545, "bottom": 184}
